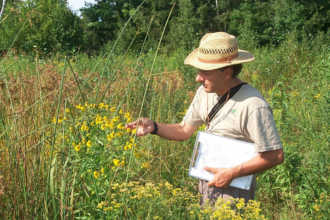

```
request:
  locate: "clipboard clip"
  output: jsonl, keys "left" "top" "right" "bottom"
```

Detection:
{"left": 190, "top": 141, "right": 200, "bottom": 168}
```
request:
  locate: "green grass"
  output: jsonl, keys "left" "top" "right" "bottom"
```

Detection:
{"left": 0, "top": 33, "right": 329, "bottom": 219}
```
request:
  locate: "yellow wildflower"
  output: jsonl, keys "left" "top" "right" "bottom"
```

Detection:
{"left": 106, "top": 121, "right": 114, "bottom": 129}
{"left": 111, "top": 183, "right": 119, "bottom": 190}
{"left": 117, "top": 123, "right": 124, "bottom": 129}
{"left": 75, "top": 104, "right": 85, "bottom": 111}
{"left": 131, "top": 128, "right": 137, "bottom": 134}
{"left": 98, "top": 102, "right": 105, "bottom": 109}
{"left": 112, "top": 116, "right": 119, "bottom": 123}
{"left": 97, "top": 201, "right": 107, "bottom": 209}
{"left": 124, "top": 143, "right": 132, "bottom": 150}
{"left": 86, "top": 140, "right": 92, "bottom": 147}
{"left": 141, "top": 162, "right": 150, "bottom": 169}
{"left": 107, "top": 132, "right": 115, "bottom": 142}
{"left": 73, "top": 143, "right": 81, "bottom": 152}
{"left": 97, "top": 103, "right": 106, "bottom": 109}
{"left": 165, "top": 182, "right": 173, "bottom": 189}
{"left": 52, "top": 117, "right": 63, "bottom": 124}
{"left": 65, "top": 108, "right": 70, "bottom": 113}
{"left": 93, "top": 171, "right": 100, "bottom": 179}
{"left": 124, "top": 112, "right": 131, "bottom": 121}
{"left": 115, "top": 132, "right": 123, "bottom": 137}
{"left": 114, "top": 203, "right": 121, "bottom": 208}
{"left": 88, "top": 103, "right": 96, "bottom": 109}
{"left": 95, "top": 114, "right": 102, "bottom": 125}
{"left": 236, "top": 198, "right": 245, "bottom": 209}
{"left": 103, "top": 206, "right": 113, "bottom": 211}
{"left": 113, "top": 159, "right": 120, "bottom": 167}
{"left": 172, "top": 188, "right": 181, "bottom": 196}
{"left": 81, "top": 121, "right": 89, "bottom": 131}
{"left": 110, "top": 106, "right": 116, "bottom": 112}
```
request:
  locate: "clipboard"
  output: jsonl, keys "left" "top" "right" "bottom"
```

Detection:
{"left": 189, "top": 131, "right": 257, "bottom": 190}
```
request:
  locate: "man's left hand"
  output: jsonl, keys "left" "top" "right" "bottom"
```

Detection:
{"left": 204, "top": 167, "right": 235, "bottom": 188}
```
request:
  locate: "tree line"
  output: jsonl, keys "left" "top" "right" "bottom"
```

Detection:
{"left": 0, "top": 0, "right": 329, "bottom": 56}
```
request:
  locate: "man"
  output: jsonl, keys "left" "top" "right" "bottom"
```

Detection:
{"left": 126, "top": 32, "right": 284, "bottom": 204}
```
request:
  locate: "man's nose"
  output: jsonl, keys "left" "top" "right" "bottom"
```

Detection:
{"left": 195, "top": 73, "right": 204, "bottom": 83}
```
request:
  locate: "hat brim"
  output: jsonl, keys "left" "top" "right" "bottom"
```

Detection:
{"left": 184, "top": 49, "right": 255, "bottom": 70}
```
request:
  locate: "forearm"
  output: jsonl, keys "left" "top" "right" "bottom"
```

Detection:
{"left": 231, "top": 149, "right": 284, "bottom": 179}
{"left": 156, "top": 122, "right": 194, "bottom": 141}
{"left": 126, "top": 118, "right": 196, "bottom": 140}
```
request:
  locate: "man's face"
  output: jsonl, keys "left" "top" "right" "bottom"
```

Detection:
{"left": 195, "top": 67, "right": 232, "bottom": 94}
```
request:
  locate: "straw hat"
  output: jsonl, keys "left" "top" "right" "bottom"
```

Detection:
{"left": 184, "top": 32, "right": 254, "bottom": 70}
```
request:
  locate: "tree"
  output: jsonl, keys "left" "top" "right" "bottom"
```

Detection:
{"left": 0, "top": 0, "right": 85, "bottom": 55}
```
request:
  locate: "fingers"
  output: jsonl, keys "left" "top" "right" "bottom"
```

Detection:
{"left": 208, "top": 179, "right": 215, "bottom": 187}
{"left": 126, "top": 118, "right": 154, "bottom": 137}
{"left": 126, "top": 121, "right": 137, "bottom": 129}
{"left": 204, "top": 166, "right": 218, "bottom": 174}
{"left": 208, "top": 180, "right": 228, "bottom": 188}
{"left": 205, "top": 167, "right": 218, "bottom": 187}
{"left": 125, "top": 118, "right": 147, "bottom": 129}
{"left": 205, "top": 167, "right": 232, "bottom": 188}
{"left": 136, "top": 126, "right": 149, "bottom": 136}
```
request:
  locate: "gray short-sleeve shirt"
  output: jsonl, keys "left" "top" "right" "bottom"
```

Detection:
{"left": 182, "top": 84, "right": 282, "bottom": 152}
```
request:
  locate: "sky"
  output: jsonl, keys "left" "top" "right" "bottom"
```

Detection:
{"left": 67, "top": 0, "right": 96, "bottom": 13}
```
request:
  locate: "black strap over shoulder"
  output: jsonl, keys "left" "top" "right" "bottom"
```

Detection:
{"left": 207, "top": 82, "right": 246, "bottom": 124}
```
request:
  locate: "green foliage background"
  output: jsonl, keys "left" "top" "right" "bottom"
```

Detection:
{"left": 1, "top": 0, "right": 329, "bottom": 54}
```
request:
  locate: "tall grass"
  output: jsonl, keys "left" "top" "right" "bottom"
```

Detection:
{"left": 0, "top": 33, "right": 329, "bottom": 219}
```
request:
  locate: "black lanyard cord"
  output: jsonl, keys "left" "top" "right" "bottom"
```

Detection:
{"left": 207, "top": 82, "right": 246, "bottom": 125}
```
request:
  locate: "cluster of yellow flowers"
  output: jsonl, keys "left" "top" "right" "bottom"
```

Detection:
{"left": 69, "top": 102, "right": 136, "bottom": 151}
{"left": 52, "top": 102, "right": 138, "bottom": 185}
{"left": 112, "top": 158, "right": 125, "bottom": 168}
{"left": 93, "top": 168, "right": 105, "bottom": 179}
{"left": 71, "top": 136, "right": 92, "bottom": 152}
{"left": 94, "top": 180, "right": 266, "bottom": 219}
{"left": 52, "top": 116, "right": 67, "bottom": 124}
{"left": 312, "top": 192, "right": 329, "bottom": 219}
{"left": 188, "top": 198, "right": 265, "bottom": 220}
{"left": 97, "top": 181, "right": 198, "bottom": 214}
{"left": 72, "top": 142, "right": 81, "bottom": 152}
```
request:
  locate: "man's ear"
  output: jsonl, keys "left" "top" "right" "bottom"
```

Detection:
{"left": 224, "top": 66, "right": 234, "bottom": 79}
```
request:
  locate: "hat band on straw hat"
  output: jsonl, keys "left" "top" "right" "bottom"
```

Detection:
{"left": 197, "top": 53, "right": 238, "bottom": 64}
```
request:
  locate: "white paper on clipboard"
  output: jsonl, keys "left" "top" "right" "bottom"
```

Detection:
{"left": 189, "top": 131, "right": 257, "bottom": 190}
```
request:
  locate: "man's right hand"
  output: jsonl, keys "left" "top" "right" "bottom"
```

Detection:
{"left": 126, "top": 118, "right": 155, "bottom": 136}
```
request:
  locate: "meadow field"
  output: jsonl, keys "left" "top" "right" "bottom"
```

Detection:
{"left": 0, "top": 32, "right": 329, "bottom": 219}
